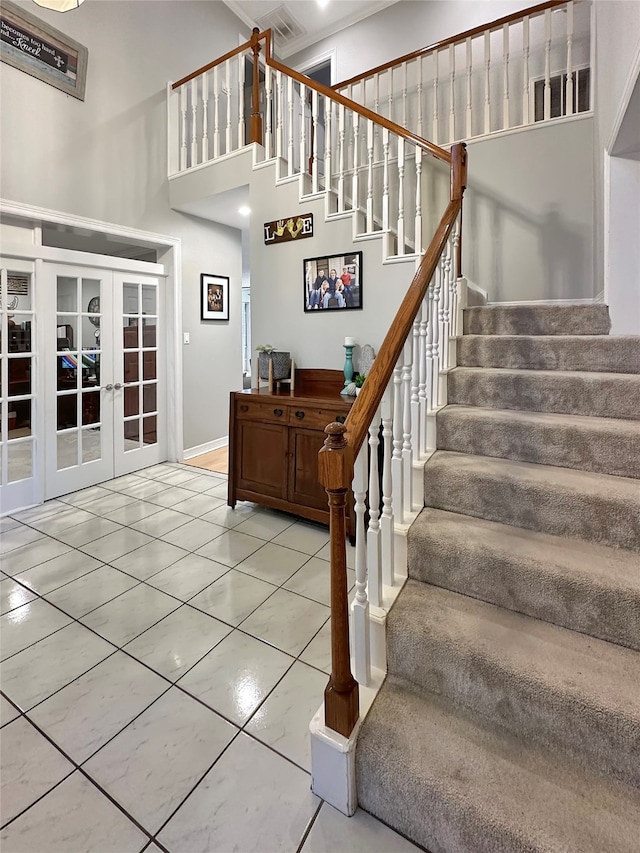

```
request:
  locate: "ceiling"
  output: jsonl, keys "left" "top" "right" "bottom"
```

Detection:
{"left": 223, "top": 0, "right": 398, "bottom": 59}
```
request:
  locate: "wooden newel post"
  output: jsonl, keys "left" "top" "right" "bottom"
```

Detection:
{"left": 250, "top": 27, "right": 264, "bottom": 145}
{"left": 451, "top": 142, "right": 468, "bottom": 274}
{"left": 318, "top": 422, "right": 359, "bottom": 738}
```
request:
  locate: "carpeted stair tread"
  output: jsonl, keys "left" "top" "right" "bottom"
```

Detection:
{"left": 437, "top": 405, "right": 640, "bottom": 478}
{"left": 457, "top": 334, "right": 640, "bottom": 373}
{"left": 448, "top": 366, "right": 640, "bottom": 419}
{"left": 387, "top": 580, "right": 640, "bottom": 787}
{"left": 463, "top": 304, "right": 611, "bottom": 336}
{"left": 424, "top": 451, "right": 640, "bottom": 551}
{"left": 356, "top": 676, "right": 640, "bottom": 853}
{"left": 408, "top": 508, "right": 640, "bottom": 650}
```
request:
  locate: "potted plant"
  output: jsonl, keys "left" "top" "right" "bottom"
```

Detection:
{"left": 256, "top": 344, "right": 291, "bottom": 381}
{"left": 354, "top": 373, "right": 366, "bottom": 396}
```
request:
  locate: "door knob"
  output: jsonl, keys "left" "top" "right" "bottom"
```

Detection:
{"left": 114, "top": 382, "right": 123, "bottom": 390}
{"left": 104, "top": 384, "right": 113, "bottom": 391}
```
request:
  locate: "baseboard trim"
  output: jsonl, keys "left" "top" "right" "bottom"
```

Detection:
{"left": 183, "top": 436, "right": 228, "bottom": 460}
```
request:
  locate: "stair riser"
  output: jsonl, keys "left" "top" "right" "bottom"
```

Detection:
{"left": 463, "top": 305, "right": 611, "bottom": 336}
{"left": 424, "top": 461, "right": 640, "bottom": 551}
{"left": 437, "top": 410, "right": 640, "bottom": 479}
{"left": 448, "top": 369, "right": 640, "bottom": 420}
{"left": 457, "top": 336, "right": 640, "bottom": 373}
{"left": 408, "top": 535, "right": 640, "bottom": 651}
{"left": 386, "top": 621, "right": 640, "bottom": 789}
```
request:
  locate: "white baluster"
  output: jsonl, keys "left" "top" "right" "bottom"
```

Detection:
{"left": 179, "top": 85, "right": 187, "bottom": 171}
{"left": 352, "top": 443, "right": 370, "bottom": 686}
{"left": 382, "top": 128, "right": 390, "bottom": 232}
{"left": 263, "top": 65, "right": 272, "bottom": 159}
{"left": 466, "top": 37, "right": 473, "bottom": 138}
{"left": 373, "top": 73, "right": 380, "bottom": 159}
{"left": 484, "top": 30, "right": 491, "bottom": 134}
{"left": 213, "top": 66, "right": 220, "bottom": 158}
{"left": 544, "top": 9, "right": 552, "bottom": 121}
{"left": 451, "top": 220, "right": 461, "bottom": 336}
{"left": 523, "top": 16, "right": 530, "bottom": 126}
{"left": 425, "top": 284, "right": 434, "bottom": 415}
{"left": 380, "top": 385, "right": 395, "bottom": 587}
{"left": 431, "top": 267, "right": 441, "bottom": 410}
{"left": 191, "top": 79, "right": 198, "bottom": 166}
{"left": 449, "top": 43, "right": 455, "bottom": 143}
{"left": 402, "top": 61, "right": 408, "bottom": 128}
{"left": 388, "top": 66, "right": 393, "bottom": 124}
{"left": 299, "top": 82, "right": 307, "bottom": 176}
{"left": 225, "top": 59, "right": 232, "bottom": 153}
{"left": 352, "top": 109, "right": 359, "bottom": 213}
{"left": 566, "top": 1, "right": 574, "bottom": 116}
{"left": 287, "top": 75, "right": 294, "bottom": 175}
{"left": 202, "top": 72, "right": 209, "bottom": 162}
{"left": 402, "top": 338, "right": 413, "bottom": 513}
{"left": 414, "top": 147, "right": 423, "bottom": 254}
{"left": 417, "top": 56, "right": 424, "bottom": 138}
{"left": 276, "top": 70, "right": 283, "bottom": 160}
{"left": 324, "top": 98, "right": 332, "bottom": 195}
{"left": 392, "top": 359, "right": 404, "bottom": 524}
{"left": 367, "top": 408, "right": 382, "bottom": 608}
{"left": 366, "top": 118, "right": 374, "bottom": 232}
{"left": 418, "top": 296, "right": 428, "bottom": 456}
{"left": 338, "top": 104, "right": 346, "bottom": 212}
{"left": 432, "top": 50, "right": 439, "bottom": 143}
{"left": 411, "top": 310, "right": 421, "bottom": 464}
{"left": 503, "top": 23, "right": 510, "bottom": 128}
{"left": 397, "top": 137, "right": 405, "bottom": 256}
{"left": 238, "top": 52, "right": 245, "bottom": 147}
{"left": 441, "top": 240, "right": 452, "bottom": 370}
{"left": 311, "top": 88, "right": 319, "bottom": 193}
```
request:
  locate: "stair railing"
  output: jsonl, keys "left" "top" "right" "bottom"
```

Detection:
{"left": 334, "top": 0, "right": 592, "bottom": 148}
{"left": 320, "top": 144, "right": 467, "bottom": 737}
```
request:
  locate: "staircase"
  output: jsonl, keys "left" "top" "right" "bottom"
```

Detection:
{"left": 356, "top": 303, "right": 640, "bottom": 852}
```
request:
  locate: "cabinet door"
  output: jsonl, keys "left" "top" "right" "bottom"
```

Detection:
{"left": 288, "top": 426, "right": 330, "bottom": 511}
{"left": 237, "top": 420, "right": 288, "bottom": 499}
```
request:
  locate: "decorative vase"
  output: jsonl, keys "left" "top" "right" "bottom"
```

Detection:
{"left": 258, "top": 351, "right": 291, "bottom": 381}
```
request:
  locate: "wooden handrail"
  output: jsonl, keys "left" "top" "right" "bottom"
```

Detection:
{"left": 262, "top": 31, "right": 451, "bottom": 165}
{"left": 333, "top": 0, "right": 570, "bottom": 90}
{"left": 318, "top": 143, "right": 467, "bottom": 738}
{"left": 172, "top": 28, "right": 270, "bottom": 90}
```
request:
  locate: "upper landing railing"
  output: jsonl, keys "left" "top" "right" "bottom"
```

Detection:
{"left": 334, "top": 0, "right": 592, "bottom": 147}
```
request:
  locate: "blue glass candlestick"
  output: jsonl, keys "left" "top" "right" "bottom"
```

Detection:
{"left": 341, "top": 342, "right": 355, "bottom": 394}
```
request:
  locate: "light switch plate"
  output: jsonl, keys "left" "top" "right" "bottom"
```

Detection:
{"left": 183, "top": 332, "right": 190, "bottom": 345}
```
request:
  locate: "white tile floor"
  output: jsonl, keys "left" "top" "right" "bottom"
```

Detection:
{"left": 0, "top": 463, "right": 421, "bottom": 852}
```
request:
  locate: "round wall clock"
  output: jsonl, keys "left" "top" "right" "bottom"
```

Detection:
{"left": 87, "top": 296, "right": 100, "bottom": 326}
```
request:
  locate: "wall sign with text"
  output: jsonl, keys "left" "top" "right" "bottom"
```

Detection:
{"left": 264, "top": 213, "right": 313, "bottom": 245}
{"left": 1, "top": 0, "right": 88, "bottom": 101}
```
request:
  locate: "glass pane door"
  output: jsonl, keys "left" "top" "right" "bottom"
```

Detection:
{"left": 113, "top": 273, "right": 165, "bottom": 476}
{"left": 46, "top": 267, "right": 114, "bottom": 497}
{"left": 0, "top": 261, "right": 39, "bottom": 512}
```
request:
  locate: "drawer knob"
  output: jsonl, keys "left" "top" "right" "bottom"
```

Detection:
{"left": 273, "top": 408, "right": 283, "bottom": 416}
{"left": 336, "top": 415, "right": 346, "bottom": 424}
{"left": 295, "top": 410, "right": 305, "bottom": 419}
{"left": 240, "top": 404, "right": 249, "bottom": 412}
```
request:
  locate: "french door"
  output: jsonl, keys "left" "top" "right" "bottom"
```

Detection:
{"left": 45, "top": 265, "right": 165, "bottom": 498}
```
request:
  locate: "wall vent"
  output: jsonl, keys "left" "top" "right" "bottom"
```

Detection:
{"left": 256, "top": 4, "right": 305, "bottom": 45}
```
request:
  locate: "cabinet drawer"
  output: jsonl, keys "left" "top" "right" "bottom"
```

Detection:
{"left": 288, "top": 406, "right": 348, "bottom": 431}
{"left": 235, "top": 399, "right": 288, "bottom": 424}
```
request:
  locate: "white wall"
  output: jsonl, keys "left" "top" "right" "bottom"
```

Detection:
{"left": 607, "top": 156, "right": 640, "bottom": 333}
{"left": 0, "top": 0, "right": 249, "bottom": 449}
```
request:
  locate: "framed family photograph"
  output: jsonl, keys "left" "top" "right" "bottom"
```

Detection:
{"left": 201, "top": 274, "right": 229, "bottom": 321}
{"left": 0, "top": 0, "right": 88, "bottom": 101}
{"left": 303, "top": 251, "right": 363, "bottom": 313}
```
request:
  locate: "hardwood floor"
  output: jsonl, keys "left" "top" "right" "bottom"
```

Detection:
{"left": 184, "top": 446, "right": 228, "bottom": 475}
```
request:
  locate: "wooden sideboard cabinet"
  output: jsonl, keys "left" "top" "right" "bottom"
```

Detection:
{"left": 228, "top": 369, "right": 354, "bottom": 538}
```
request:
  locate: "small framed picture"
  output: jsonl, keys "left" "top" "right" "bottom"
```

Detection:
{"left": 201, "top": 274, "right": 229, "bottom": 321}
{"left": 303, "top": 251, "right": 363, "bottom": 313}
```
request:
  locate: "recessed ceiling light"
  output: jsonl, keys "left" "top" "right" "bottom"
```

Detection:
{"left": 238, "top": 206, "right": 251, "bottom": 216}
{"left": 317, "top": 0, "right": 330, "bottom": 9}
